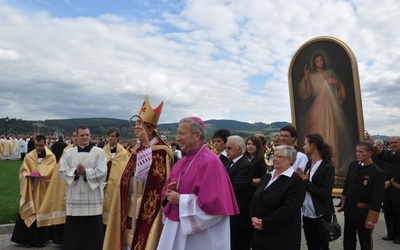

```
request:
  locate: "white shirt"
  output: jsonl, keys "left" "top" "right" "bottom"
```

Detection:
{"left": 265, "top": 167, "right": 295, "bottom": 189}
{"left": 228, "top": 155, "right": 243, "bottom": 168}
{"left": 20, "top": 140, "right": 28, "bottom": 153}
{"left": 219, "top": 150, "right": 228, "bottom": 157}
{"left": 173, "top": 149, "right": 183, "bottom": 160}
{"left": 302, "top": 160, "right": 322, "bottom": 218}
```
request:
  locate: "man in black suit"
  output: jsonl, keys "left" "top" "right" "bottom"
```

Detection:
{"left": 224, "top": 135, "right": 254, "bottom": 250}
{"left": 341, "top": 141, "right": 385, "bottom": 250}
{"left": 370, "top": 136, "right": 400, "bottom": 244}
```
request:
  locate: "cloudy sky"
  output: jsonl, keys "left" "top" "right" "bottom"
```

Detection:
{"left": 1, "top": 0, "right": 399, "bottom": 136}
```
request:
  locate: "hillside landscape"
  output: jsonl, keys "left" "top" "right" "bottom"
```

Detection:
{"left": 0, "top": 117, "right": 390, "bottom": 142}
{"left": 0, "top": 117, "right": 290, "bottom": 140}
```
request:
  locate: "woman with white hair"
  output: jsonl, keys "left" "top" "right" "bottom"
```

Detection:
{"left": 250, "top": 145, "right": 306, "bottom": 250}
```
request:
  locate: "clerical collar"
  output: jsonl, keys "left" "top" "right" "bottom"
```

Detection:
{"left": 37, "top": 150, "right": 46, "bottom": 159}
{"left": 110, "top": 146, "right": 117, "bottom": 153}
{"left": 78, "top": 144, "right": 94, "bottom": 153}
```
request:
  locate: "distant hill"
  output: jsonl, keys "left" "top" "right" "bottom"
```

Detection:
{"left": 0, "top": 117, "right": 391, "bottom": 142}
{"left": 0, "top": 117, "right": 290, "bottom": 140}
{"left": 202, "top": 119, "right": 290, "bottom": 139}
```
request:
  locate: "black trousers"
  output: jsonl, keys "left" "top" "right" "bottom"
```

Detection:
{"left": 21, "top": 152, "right": 26, "bottom": 161}
{"left": 231, "top": 226, "right": 250, "bottom": 250}
{"left": 303, "top": 215, "right": 330, "bottom": 250}
{"left": 343, "top": 217, "right": 373, "bottom": 250}
{"left": 383, "top": 198, "right": 396, "bottom": 237}
{"left": 391, "top": 199, "right": 400, "bottom": 238}
{"left": 62, "top": 215, "right": 104, "bottom": 250}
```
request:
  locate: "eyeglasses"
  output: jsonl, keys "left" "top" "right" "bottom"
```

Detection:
{"left": 226, "top": 146, "right": 239, "bottom": 150}
{"left": 272, "top": 155, "right": 285, "bottom": 159}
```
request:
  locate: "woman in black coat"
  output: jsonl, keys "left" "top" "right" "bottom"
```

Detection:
{"left": 245, "top": 135, "right": 268, "bottom": 248}
{"left": 297, "top": 133, "right": 335, "bottom": 250}
{"left": 244, "top": 135, "right": 267, "bottom": 195}
{"left": 250, "top": 145, "right": 306, "bottom": 250}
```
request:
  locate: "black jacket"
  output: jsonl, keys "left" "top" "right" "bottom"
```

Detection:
{"left": 376, "top": 151, "right": 400, "bottom": 203}
{"left": 250, "top": 170, "right": 306, "bottom": 249}
{"left": 303, "top": 160, "right": 335, "bottom": 216}
{"left": 342, "top": 161, "right": 385, "bottom": 222}
{"left": 224, "top": 156, "right": 254, "bottom": 228}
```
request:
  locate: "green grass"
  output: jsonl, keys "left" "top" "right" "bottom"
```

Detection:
{"left": 0, "top": 159, "right": 21, "bottom": 224}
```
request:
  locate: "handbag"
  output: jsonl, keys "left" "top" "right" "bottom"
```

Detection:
{"left": 318, "top": 202, "right": 341, "bottom": 241}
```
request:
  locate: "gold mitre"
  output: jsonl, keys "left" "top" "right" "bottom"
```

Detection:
{"left": 138, "top": 95, "right": 163, "bottom": 129}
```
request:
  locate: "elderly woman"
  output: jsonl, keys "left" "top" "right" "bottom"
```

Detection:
{"left": 250, "top": 145, "right": 306, "bottom": 250}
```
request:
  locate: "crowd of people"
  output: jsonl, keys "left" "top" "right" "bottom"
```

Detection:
{"left": 2, "top": 98, "right": 400, "bottom": 250}
{"left": 0, "top": 134, "right": 134, "bottom": 161}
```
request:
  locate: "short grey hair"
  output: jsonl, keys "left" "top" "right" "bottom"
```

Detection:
{"left": 227, "top": 135, "right": 245, "bottom": 154}
{"left": 271, "top": 132, "right": 281, "bottom": 138}
{"left": 179, "top": 117, "right": 207, "bottom": 140}
{"left": 275, "top": 145, "right": 297, "bottom": 165}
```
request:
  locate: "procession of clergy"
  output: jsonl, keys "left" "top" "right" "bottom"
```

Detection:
{"left": 8, "top": 95, "right": 396, "bottom": 250}
{"left": 0, "top": 135, "right": 27, "bottom": 160}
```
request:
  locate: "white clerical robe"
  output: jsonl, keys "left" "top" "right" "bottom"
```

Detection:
{"left": 59, "top": 146, "right": 107, "bottom": 216}
{"left": 157, "top": 194, "right": 230, "bottom": 250}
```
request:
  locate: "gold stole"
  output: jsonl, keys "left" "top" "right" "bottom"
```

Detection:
{"left": 102, "top": 143, "right": 129, "bottom": 224}
{"left": 130, "top": 146, "right": 172, "bottom": 250}
{"left": 36, "top": 144, "right": 76, "bottom": 227}
{"left": 19, "top": 147, "right": 57, "bottom": 227}
{"left": 103, "top": 143, "right": 173, "bottom": 250}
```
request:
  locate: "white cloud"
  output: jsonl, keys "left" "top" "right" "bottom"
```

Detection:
{"left": 0, "top": 0, "right": 400, "bottom": 136}
{"left": 0, "top": 48, "right": 21, "bottom": 61}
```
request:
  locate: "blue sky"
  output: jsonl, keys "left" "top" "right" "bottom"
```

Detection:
{"left": 1, "top": 0, "right": 400, "bottom": 136}
{"left": 10, "top": 0, "right": 176, "bottom": 19}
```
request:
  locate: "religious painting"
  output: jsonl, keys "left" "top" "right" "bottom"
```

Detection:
{"left": 288, "top": 36, "right": 364, "bottom": 185}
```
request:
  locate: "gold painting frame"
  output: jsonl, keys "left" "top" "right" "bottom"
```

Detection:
{"left": 288, "top": 36, "right": 364, "bottom": 184}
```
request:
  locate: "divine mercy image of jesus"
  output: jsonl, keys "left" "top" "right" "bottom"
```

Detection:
{"left": 297, "top": 51, "right": 355, "bottom": 176}
{"left": 289, "top": 37, "right": 364, "bottom": 181}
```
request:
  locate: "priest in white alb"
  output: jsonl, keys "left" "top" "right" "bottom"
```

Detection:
{"left": 59, "top": 125, "right": 107, "bottom": 250}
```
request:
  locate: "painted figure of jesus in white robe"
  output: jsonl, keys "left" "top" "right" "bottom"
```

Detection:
{"left": 298, "top": 52, "right": 355, "bottom": 175}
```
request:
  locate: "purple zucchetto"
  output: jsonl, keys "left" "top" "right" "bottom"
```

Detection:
{"left": 190, "top": 116, "right": 206, "bottom": 129}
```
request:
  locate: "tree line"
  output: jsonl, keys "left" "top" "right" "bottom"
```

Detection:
{"left": 0, "top": 117, "right": 290, "bottom": 140}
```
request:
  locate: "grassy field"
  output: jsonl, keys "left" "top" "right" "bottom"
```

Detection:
{"left": 0, "top": 159, "right": 21, "bottom": 224}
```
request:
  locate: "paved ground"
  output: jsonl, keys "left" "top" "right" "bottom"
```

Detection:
{"left": 0, "top": 198, "right": 398, "bottom": 249}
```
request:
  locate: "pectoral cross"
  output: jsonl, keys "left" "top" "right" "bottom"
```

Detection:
{"left": 78, "top": 189, "right": 85, "bottom": 197}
